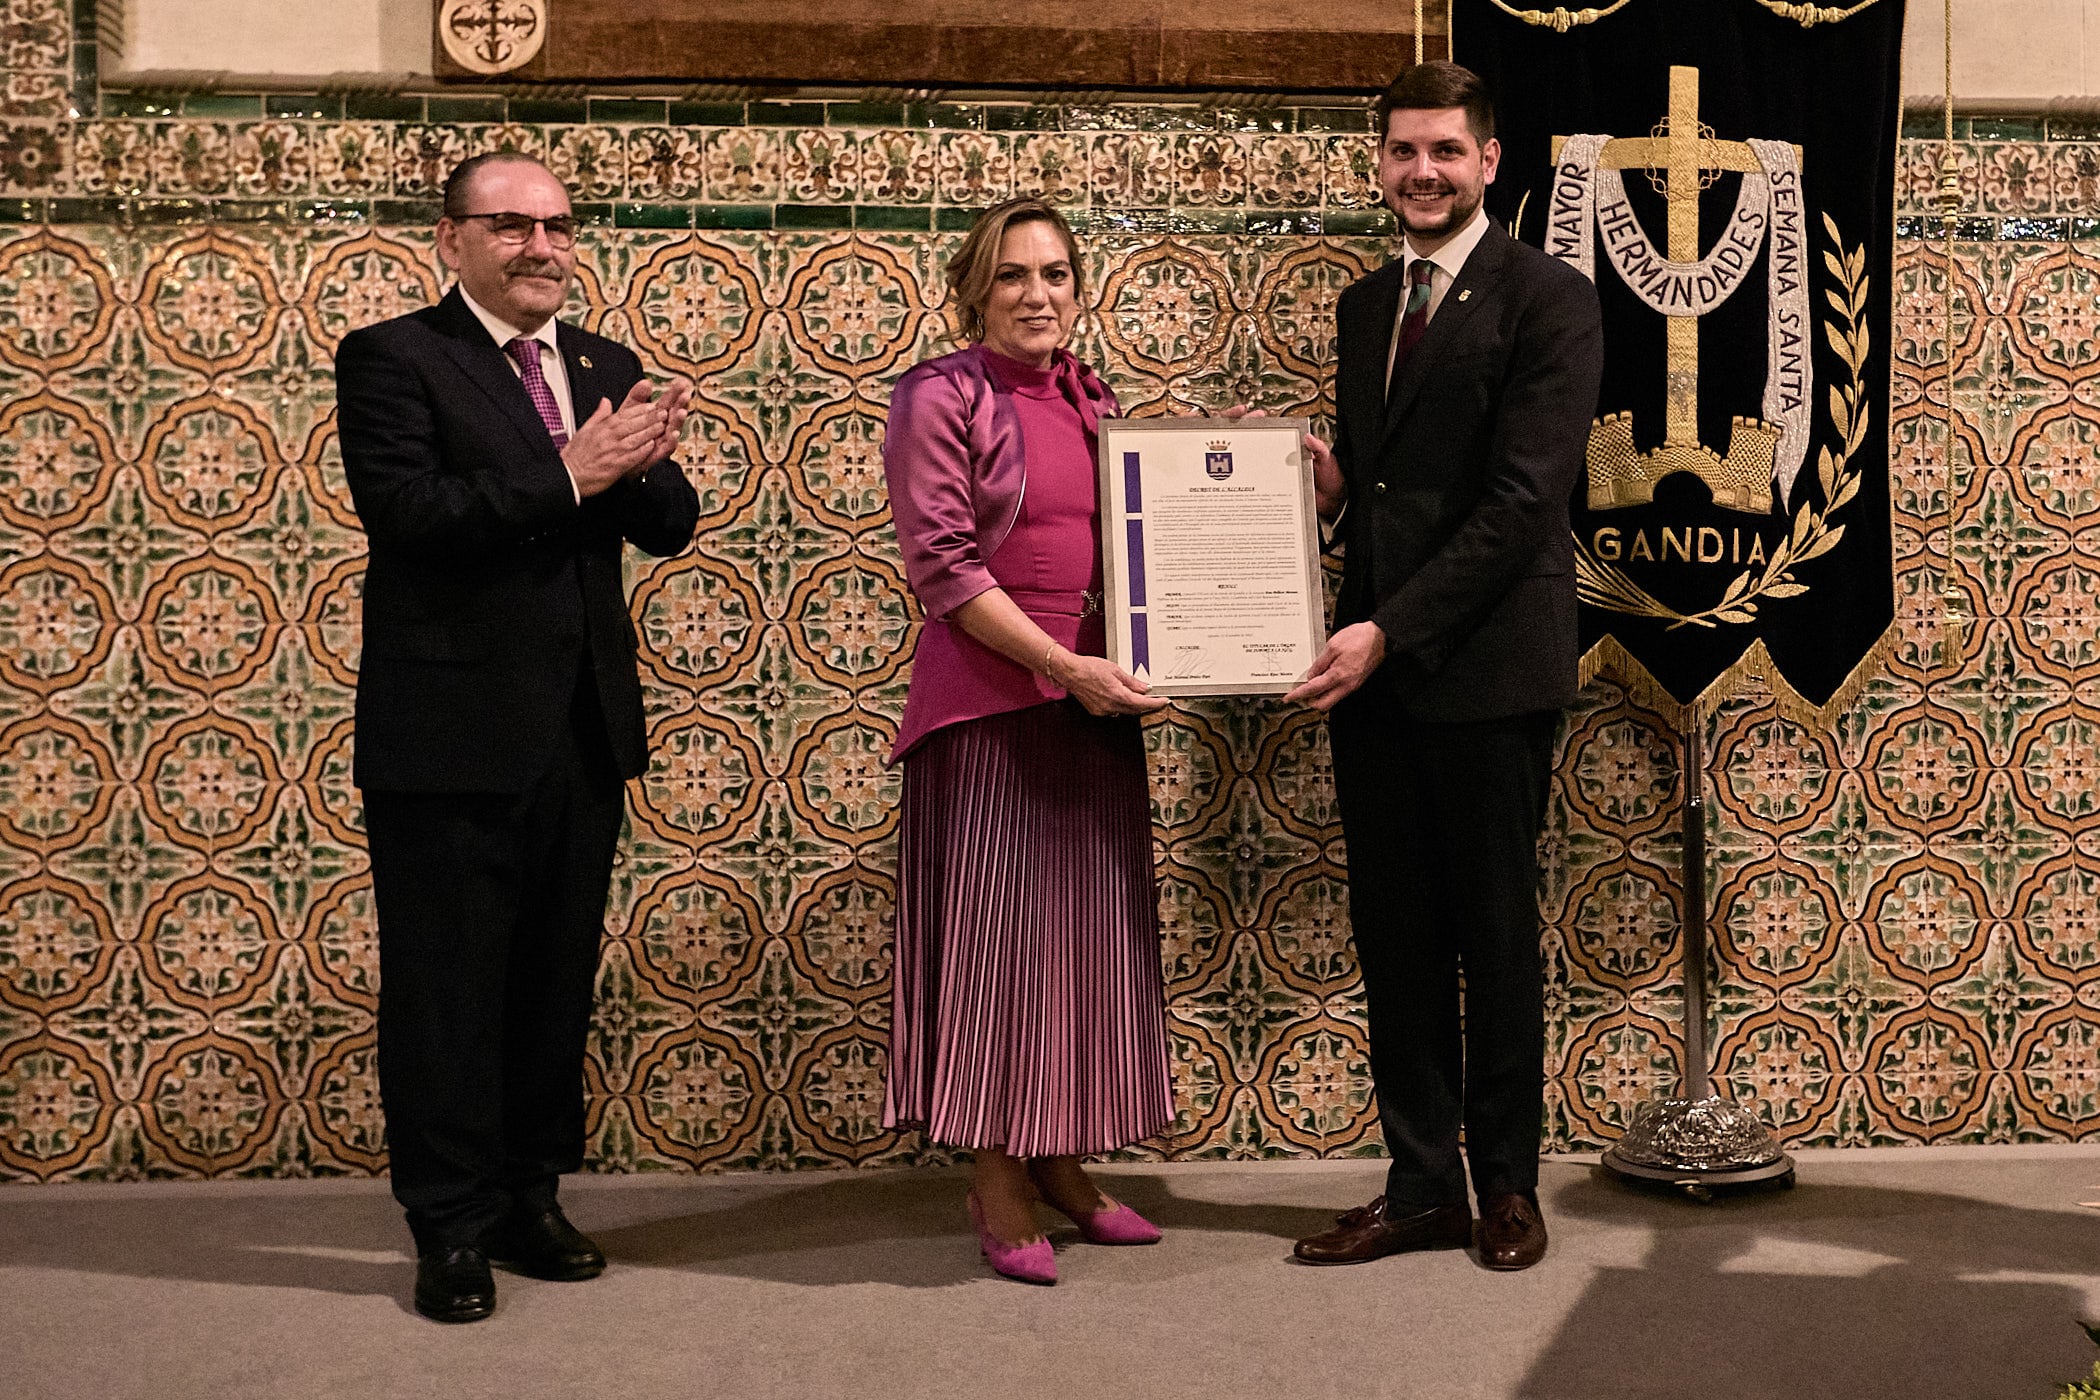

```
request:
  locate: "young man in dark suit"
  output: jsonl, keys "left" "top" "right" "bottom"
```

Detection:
{"left": 1285, "top": 62, "right": 1603, "bottom": 1271}
{"left": 334, "top": 152, "right": 700, "bottom": 1321}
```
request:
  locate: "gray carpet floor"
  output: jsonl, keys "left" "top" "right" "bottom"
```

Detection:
{"left": 5, "top": 1146, "right": 2100, "bottom": 1400}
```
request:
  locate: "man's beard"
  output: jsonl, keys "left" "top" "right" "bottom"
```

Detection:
{"left": 1397, "top": 184, "right": 1480, "bottom": 241}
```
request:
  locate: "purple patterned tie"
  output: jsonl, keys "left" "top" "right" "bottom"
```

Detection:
{"left": 504, "top": 336, "right": 569, "bottom": 448}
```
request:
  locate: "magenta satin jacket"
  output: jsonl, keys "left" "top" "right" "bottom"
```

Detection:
{"left": 882, "top": 343, "right": 1121, "bottom": 762}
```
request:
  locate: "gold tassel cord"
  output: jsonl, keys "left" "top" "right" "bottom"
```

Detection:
{"left": 1937, "top": 0, "right": 1969, "bottom": 668}
{"left": 1485, "top": 0, "right": 1632, "bottom": 30}
{"left": 1752, "top": 0, "right": 1887, "bottom": 24}
{"left": 1488, "top": 4, "right": 1886, "bottom": 40}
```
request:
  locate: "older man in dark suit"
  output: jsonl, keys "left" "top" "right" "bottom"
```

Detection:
{"left": 334, "top": 152, "right": 698, "bottom": 1321}
{"left": 1286, "top": 62, "right": 1603, "bottom": 1272}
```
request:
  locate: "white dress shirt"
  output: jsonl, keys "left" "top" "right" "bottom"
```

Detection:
{"left": 1385, "top": 205, "right": 1493, "bottom": 384}
{"left": 458, "top": 285, "right": 581, "bottom": 502}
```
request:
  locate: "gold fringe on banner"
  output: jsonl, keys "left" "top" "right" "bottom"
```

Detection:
{"left": 1576, "top": 625, "right": 1899, "bottom": 731}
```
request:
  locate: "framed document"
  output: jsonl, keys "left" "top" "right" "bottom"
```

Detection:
{"left": 1097, "top": 416, "right": 1327, "bottom": 697}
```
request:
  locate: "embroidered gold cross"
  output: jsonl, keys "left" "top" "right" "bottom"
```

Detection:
{"left": 1553, "top": 66, "right": 1768, "bottom": 448}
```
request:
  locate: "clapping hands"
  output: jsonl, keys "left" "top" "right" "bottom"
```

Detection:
{"left": 563, "top": 376, "right": 692, "bottom": 497}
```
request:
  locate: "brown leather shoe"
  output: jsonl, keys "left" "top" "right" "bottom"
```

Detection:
{"left": 1477, "top": 1192, "right": 1548, "bottom": 1270}
{"left": 1294, "top": 1196, "right": 1472, "bottom": 1265}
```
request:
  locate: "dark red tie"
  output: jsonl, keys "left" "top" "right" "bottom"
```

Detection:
{"left": 1385, "top": 258, "right": 1436, "bottom": 402}
{"left": 505, "top": 336, "right": 569, "bottom": 449}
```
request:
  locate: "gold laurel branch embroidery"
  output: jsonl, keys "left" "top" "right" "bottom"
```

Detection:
{"left": 1751, "top": 0, "right": 1887, "bottom": 26}
{"left": 1486, "top": 1, "right": 1634, "bottom": 32}
{"left": 1573, "top": 215, "right": 1870, "bottom": 631}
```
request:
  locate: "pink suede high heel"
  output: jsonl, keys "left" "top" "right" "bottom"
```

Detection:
{"left": 1049, "top": 1196, "right": 1163, "bottom": 1246}
{"left": 966, "top": 1190, "right": 1057, "bottom": 1285}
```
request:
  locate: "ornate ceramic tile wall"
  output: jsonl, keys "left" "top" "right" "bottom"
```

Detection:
{"left": 0, "top": 5, "right": 2097, "bottom": 1177}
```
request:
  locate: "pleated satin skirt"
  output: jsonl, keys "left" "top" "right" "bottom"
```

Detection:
{"left": 882, "top": 699, "right": 1174, "bottom": 1157}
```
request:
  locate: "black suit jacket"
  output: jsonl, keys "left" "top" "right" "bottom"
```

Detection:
{"left": 335, "top": 288, "right": 701, "bottom": 793}
{"left": 1330, "top": 221, "right": 1604, "bottom": 721}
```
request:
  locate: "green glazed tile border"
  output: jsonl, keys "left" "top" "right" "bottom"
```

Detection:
{"left": 669, "top": 101, "right": 746, "bottom": 126}
{"left": 301, "top": 199, "right": 374, "bottom": 224}
{"left": 7, "top": 92, "right": 2096, "bottom": 244}
{"left": 131, "top": 197, "right": 210, "bottom": 223}
{"left": 853, "top": 205, "right": 933, "bottom": 231}
{"left": 214, "top": 199, "right": 297, "bottom": 222}
{"left": 180, "top": 93, "right": 264, "bottom": 118}
{"left": 266, "top": 94, "right": 342, "bottom": 121}
{"left": 46, "top": 195, "right": 123, "bottom": 222}
{"left": 373, "top": 198, "right": 444, "bottom": 224}
{"left": 590, "top": 98, "right": 668, "bottom": 125}
{"left": 747, "top": 101, "right": 828, "bottom": 127}
{"left": 913, "top": 102, "right": 984, "bottom": 130}
{"left": 343, "top": 93, "right": 424, "bottom": 122}
{"left": 98, "top": 91, "right": 177, "bottom": 118}
{"left": 775, "top": 203, "right": 855, "bottom": 230}
{"left": 1169, "top": 209, "right": 1246, "bottom": 234}
{"left": 1297, "top": 106, "right": 1377, "bottom": 133}
{"left": 511, "top": 97, "right": 589, "bottom": 124}
{"left": 823, "top": 101, "right": 909, "bottom": 129}
{"left": 72, "top": 42, "right": 97, "bottom": 113}
{"left": 982, "top": 105, "right": 1062, "bottom": 132}
{"left": 425, "top": 95, "right": 506, "bottom": 123}
{"left": 692, "top": 203, "right": 773, "bottom": 229}
{"left": 1249, "top": 211, "right": 1323, "bottom": 236}
{"left": 615, "top": 202, "right": 692, "bottom": 228}
{"left": 1324, "top": 209, "right": 1396, "bottom": 236}
{"left": 1970, "top": 118, "right": 2045, "bottom": 141}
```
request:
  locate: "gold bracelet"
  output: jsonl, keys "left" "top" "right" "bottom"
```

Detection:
{"left": 1039, "top": 640, "right": 1059, "bottom": 677}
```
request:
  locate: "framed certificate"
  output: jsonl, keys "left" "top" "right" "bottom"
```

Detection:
{"left": 1097, "top": 416, "right": 1327, "bottom": 697}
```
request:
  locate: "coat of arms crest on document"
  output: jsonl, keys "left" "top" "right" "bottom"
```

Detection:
{"left": 1204, "top": 442, "right": 1234, "bottom": 480}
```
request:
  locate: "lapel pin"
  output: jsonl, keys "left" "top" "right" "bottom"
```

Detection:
{"left": 578, "top": 354, "right": 593, "bottom": 369}
{"left": 1457, "top": 290, "right": 1472, "bottom": 303}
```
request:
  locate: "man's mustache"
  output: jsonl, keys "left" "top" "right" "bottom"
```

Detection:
{"left": 505, "top": 258, "right": 566, "bottom": 278}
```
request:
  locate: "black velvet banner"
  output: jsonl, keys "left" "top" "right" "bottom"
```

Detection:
{"left": 1455, "top": 0, "right": 1903, "bottom": 721}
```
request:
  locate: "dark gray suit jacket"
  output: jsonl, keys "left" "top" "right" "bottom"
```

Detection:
{"left": 1330, "top": 220, "right": 1604, "bottom": 721}
{"left": 335, "top": 289, "right": 700, "bottom": 793}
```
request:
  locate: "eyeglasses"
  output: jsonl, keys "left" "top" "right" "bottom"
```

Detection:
{"left": 452, "top": 212, "right": 580, "bottom": 249}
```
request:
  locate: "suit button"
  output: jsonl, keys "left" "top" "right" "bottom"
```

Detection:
{"left": 1375, "top": 481, "right": 1388, "bottom": 493}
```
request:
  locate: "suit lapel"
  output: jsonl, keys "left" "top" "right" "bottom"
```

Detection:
{"left": 1380, "top": 223, "right": 1513, "bottom": 440}
{"left": 555, "top": 322, "right": 607, "bottom": 432}
{"left": 1344, "top": 262, "right": 1405, "bottom": 452}
{"left": 429, "top": 288, "right": 566, "bottom": 454}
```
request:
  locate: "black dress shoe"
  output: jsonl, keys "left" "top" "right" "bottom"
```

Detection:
{"left": 414, "top": 1245, "right": 495, "bottom": 1323}
{"left": 482, "top": 1205, "right": 606, "bottom": 1281}
{"left": 1293, "top": 1196, "right": 1472, "bottom": 1265}
{"left": 1477, "top": 1191, "right": 1549, "bottom": 1270}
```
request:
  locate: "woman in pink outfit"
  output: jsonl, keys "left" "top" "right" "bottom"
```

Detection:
{"left": 880, "top": 198, "right": 1175, "bottom": 1284}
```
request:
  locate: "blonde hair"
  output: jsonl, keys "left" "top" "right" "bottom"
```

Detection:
{"left": 945, "top": 197, "right": 1085, "bottom": 344}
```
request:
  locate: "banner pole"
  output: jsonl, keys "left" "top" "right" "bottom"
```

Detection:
{"left": 1680, "top": 723, "right": 1710, "bottom": 1102}
{"left": 1600, "top": 714, "right": 1794, "bottom": 1198}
